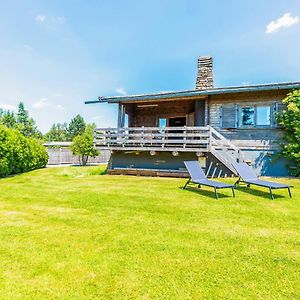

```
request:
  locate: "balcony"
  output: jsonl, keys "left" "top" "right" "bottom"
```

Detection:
{"left": 94, "top": 126, "right": 210, "bottom": 152}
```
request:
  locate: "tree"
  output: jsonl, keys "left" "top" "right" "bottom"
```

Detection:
{"left": 16, "top": 102, "right": 42, "bottom": 138}
{"left": 67, "top": 114, "right": 86, "bottom": 141}
{"left": 44, "top": 123, "right": 68, "bottom": 141}
{"left": 71, "top": 124, "right": 98, "bottom": 166}
{"left": 276, "top": 89, "right": 300, "bottom": 176}
{"left": 0, "top": 110, "right": 17, "bottom": 128}
{"left": 16, "top": 102, "right": 29, "bottom": 125}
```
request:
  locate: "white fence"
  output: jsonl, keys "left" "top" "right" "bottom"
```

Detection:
{"left": 44, "top": 143, "right": 111, "bottom": 165}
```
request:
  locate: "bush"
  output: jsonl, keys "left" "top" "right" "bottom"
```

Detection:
{"left": 276, "top": 89, "right": 300, "bottom": 176}
{"left": 0, "top": 125, "right": 48, "bottom": 176}
{"left": 71, "top": 124, "right": 99, "bottom": 166}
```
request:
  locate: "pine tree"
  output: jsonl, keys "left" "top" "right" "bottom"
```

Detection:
{"left": 16, "top": 102, "right": 42, "bottom": 138}
{"left": 67, "top": 114, "right": 86, "bottom": 140}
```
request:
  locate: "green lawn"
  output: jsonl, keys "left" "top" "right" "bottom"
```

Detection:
{"left": 0, "top": 166, "right": 299, "bottom": 299}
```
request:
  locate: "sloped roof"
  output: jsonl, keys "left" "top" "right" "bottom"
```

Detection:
{"left": 85, "top": 81, "right": 300, "bottom": 104}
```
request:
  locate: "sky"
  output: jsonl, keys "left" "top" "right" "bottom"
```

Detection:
{"left": 0, "top": 0, "right": 299, "bottom": 133}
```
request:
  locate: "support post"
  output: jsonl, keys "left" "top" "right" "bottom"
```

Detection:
{"left": 117, "top": 103, "right": 125, "bottom": 128}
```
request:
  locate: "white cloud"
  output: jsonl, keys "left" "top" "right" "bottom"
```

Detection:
{"left": 241, "top": 81, "right": 251, "bottom": 86}
{"left": 91, "top": 116, "right": 101, "bottom": 121}
{"left": 35, "top": 15, "right": 46, "bottom": 23}
{"left": 266, "top": 13, "right": 299, "bottom": 34}
{"left": 0, "top": 104, "right": 17, "bottom": 111}
{"left": 32, "top": 98, "right": 50, "bottom": 109}
{"left": 55, "top": 104, "right": 65, "bottom": 111}
{"left": 116, "top": 88, "right": 127, "bottom": 95}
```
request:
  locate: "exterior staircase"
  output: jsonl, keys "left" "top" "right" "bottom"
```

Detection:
{"left": 208, "top": 126, "right": 245, "bottom": 176}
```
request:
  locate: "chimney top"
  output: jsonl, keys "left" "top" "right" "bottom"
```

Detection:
{"left": 195, "top": 56, "right": 213, "bottom": 90}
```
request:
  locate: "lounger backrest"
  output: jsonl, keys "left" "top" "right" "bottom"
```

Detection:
{"left": 232, "top": 162, "right": 258, "bottom": 180}
{"left": 184, "top": 161, "right": 207, "bottom": 181}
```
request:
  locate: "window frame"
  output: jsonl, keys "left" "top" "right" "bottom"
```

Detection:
{"left": 238, "top": 104, "right": 272, "bottom": 128}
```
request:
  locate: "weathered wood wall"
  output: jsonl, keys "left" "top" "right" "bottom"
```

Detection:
{"left": 208, "top": 89, "right": 288, "bottom": 145}
{"left": 121, "top": 89, "right": 289, "bottom": 154}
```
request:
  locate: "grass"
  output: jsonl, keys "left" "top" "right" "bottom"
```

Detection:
{"left": 0, "top": 166, "right": 299, "bottom": 299}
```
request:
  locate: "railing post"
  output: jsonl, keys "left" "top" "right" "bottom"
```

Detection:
{"left": 208, "top": 125, "right": 212, "bottom": 151}
{"left": 183, "top": 126, "right": 186, "bottom": 149}
{"left": 141, "top": 126, "right": 144, "bottom": 148}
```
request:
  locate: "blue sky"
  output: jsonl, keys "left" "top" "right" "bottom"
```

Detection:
{"left": 0, "top": 0, "right": 299, "bottom": 132}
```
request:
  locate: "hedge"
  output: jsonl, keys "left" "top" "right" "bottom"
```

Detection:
{"left": 0, "top": 125, "right": 48, "bottom": 176}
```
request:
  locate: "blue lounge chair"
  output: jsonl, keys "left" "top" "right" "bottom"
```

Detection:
{"left": 183, "top": 161, "right": 235, "bottom": 199}
{"left": 232, "top": 162, "right": 292, "bottom": 200}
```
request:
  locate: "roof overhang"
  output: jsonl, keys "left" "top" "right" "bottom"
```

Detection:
{"left": 85, "top": 81, "right": 300, "bottom": 104}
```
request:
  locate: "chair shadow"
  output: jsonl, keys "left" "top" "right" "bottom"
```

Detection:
{"left": 180, "top": 185, "right": 232, "bottom": 199}
{"left": 234, "top": 185, "right": 285, "bottom": 200}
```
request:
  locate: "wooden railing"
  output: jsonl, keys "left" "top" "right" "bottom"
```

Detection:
{"left": 94, "top": 126, "right": 210, "bottom": 152}
{"left": 209, "top": 126, "right": 245, "bottom": 175}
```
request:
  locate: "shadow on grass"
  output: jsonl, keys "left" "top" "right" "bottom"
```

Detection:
{"left": 234, "top": 185, "right": 286, "bottom": 200}
{"left": 180, "top": 186, "right": 232, "bottom": 199}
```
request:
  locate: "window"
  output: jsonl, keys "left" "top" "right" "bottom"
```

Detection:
{"left": 159, "top": 118, "right": 167, "bottom": 127}
{"left": 241, "top": 107, "right": 254, "bottom": 126}
{"left": 124, "top": 113, "right": 129, "bottom": 127}
{"left": 239, "top": 105, "right": 272, "bottom": 127}
{"left": 256, "top": 106, "right": 271, "bottom": 126}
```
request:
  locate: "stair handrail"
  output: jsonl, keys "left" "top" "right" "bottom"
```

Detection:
{"left": 208, "top": 126, "right": 245, "bottom": 162}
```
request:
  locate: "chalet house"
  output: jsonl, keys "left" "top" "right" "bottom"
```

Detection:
{"left": 85, "top": 56, "right": 300, "bottom": 177}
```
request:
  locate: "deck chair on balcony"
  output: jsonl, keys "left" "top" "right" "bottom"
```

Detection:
{"left": 232, "top": 162, "right": 292, "bottom": 200}
{"left": 183, "top": 161, "right": 235, "bottom": 199}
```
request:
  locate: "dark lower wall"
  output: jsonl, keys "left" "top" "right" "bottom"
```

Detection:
{"left": 109, "top": 151, "right": 234, "bottom": 178}
{"left": 109, "top": 149, "right": 293, "bottom": 177}
{"left": 110, "top": 151, "right": 197, "bottom": 171}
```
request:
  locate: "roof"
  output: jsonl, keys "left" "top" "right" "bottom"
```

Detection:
{"left": 85, "top": 81, "right": 300, "bottom": 104}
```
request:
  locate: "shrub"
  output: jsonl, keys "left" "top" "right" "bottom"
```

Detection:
{"left": 71, "top": 124, "right": 99, "bottom": 166}
{"left": 276, "top": 90, "right": 300, "bottom": 176}
{"left": 0, "top": 125, "right": 48, "bottom": 176}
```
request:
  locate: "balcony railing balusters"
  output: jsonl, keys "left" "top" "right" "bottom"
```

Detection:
{"left": 94, "top": 126, "right": 210, "bottom": 152}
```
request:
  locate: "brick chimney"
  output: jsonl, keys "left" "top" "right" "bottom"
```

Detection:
{"left": 195, "top": 56, "right": 213, "bottom": 90}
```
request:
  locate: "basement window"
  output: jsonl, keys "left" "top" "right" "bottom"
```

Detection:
{"left": 239, "top": 105, "right": 271, "bottom": 127}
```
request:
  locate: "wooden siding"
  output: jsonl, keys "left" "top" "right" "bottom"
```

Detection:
{"left": 208, "top": 89, "right": 288, "bottom": 142}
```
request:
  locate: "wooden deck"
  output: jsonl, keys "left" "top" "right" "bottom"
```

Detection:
{"left": 94, "top": 126, "right": 210, "bottom": 152}
{"left": 94, "top": 126, "right": 245, "bottom": 176}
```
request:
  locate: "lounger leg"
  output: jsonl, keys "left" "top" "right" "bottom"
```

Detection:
{"left": 231, "top": 187, "right": 235, "bottom": 197}
{"left": 288, "top": 187, "right": 292, "bottom": 198}
{"left": 214, "top": 187, "right": 218, "bottom": 199}
{"left": 234, "top": 178, "right": 240, "bottom": 186}
{"left": 183, "top": 178, "right": 191, "bottom": 189}
{"left": 269, "top": 187, "right": 274, "bottom": 200}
